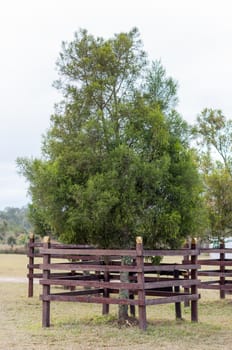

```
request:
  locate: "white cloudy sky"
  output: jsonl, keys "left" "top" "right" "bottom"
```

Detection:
{"left": 1, "top": 0, "right": 232, "bottom": 209}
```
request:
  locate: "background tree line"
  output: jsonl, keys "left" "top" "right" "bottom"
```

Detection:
{"left": 0, "top": 206, "right": 32, "bottom": 247}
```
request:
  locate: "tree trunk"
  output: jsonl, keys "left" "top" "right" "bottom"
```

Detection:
{"left": 118, "top": 255, "right": 133, "bottom": 323}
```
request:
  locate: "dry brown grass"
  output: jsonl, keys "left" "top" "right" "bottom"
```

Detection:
{"left": 0, "top": 253, "right": 28, "bottom": 277}
{"left": 1, "top": 254, "right": 232, "bottom": 349}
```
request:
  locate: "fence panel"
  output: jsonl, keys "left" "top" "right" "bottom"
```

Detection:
{"left": 38, "top": 236, "right": 199, "bottom": 330}
{"left": 198, "top": 241, "right": 232, "bottom": 298}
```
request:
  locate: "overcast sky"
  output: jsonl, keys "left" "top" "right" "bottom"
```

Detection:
{"left": 1, "top": 0, "right": 232, "bottom": 209}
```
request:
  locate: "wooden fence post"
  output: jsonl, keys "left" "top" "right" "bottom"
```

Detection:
{"left": 42, "top": 236, "right": 51, "bottom": 327}
{"left": 220, "top": 240, "right": 225, "bottom": 299}
{"left": 28, "top": 233, "right": 34, "bottom": 297}
{"left": 129, "top": 268, "right": 136, "bottom": 318}
{"left": 174, "top": 269, "right": 182, "bottom": 319}
{"left": 102, "top": 257, "right": 110, "bottom": 315}
{"left": 183, "top": 240, "right": 190, "bottom": 307}
{"left": 136, "top": 236, "right": 146, "bottom": 330}
{"left": 191, "top": 238, "right": 198, "bottom": 322}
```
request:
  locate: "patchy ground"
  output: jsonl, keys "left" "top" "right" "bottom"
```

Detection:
{"left": 1, "top": 254, "right": 232, "bottom": 349}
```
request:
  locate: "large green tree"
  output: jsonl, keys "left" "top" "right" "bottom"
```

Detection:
{"left": 18, "top": 28, "right": 203, "bottom": 247}
{"left": 18, "top": 28, "right": 203, "bottom": 250}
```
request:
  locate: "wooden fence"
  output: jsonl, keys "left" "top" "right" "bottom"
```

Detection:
{"left": 27, "top": 234, "right": 43, "bottom": 297}
{"left": 38, "top": 236, "right": 199, "bottom": 330}
{"left": 198, "top": 241, "right": 232, "bottom": 298}
{"left": 27, "top": 236, "right": 232, "bottom": 329}
{"left": 27, "top": 234, "right": 92, "bottom": 297}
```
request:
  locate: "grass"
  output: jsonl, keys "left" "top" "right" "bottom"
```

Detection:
{"left": 0, "top": 253, "right": 28, "bottom": 277}
{"left": 1, "top": 254, "right": 232, "bottom": 349}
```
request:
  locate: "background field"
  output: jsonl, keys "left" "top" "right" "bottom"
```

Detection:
{"left": 1, "top": 254, "right": 232, "bottom": 350}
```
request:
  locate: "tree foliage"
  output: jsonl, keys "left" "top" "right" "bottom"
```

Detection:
{"left": 204, "top": 168, "right": 232, "bottom": 237}
{"left": 193, "top": 108, "right": 232, "bottom": 174}
{"left": 192, "top": 108, "right": 232, "bottom": 239}
{"left": 18, "top": 28, "right": 204, "bottom": 248}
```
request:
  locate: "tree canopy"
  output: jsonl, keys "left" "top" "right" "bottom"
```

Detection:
{"left": 18, "top": 28, "right": 204, "bottom": 248}
{"left": 193, "top": 108, "right": 232, "bottom": 174}
{"left": 192, "top": 108, "right": 232, "bottom": 239}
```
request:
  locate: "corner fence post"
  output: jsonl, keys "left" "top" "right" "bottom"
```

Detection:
{"left": 42, "top": 236, "right": 51, "bottom": 327}
{"left": 136, "top": 236, "right": 146, "bottom": 330}
{"left": 191, "top": 238, "right": 198, "bottom": 322}
{"left": 220, "top": 240, "right": 225, "bottom": 299}
{"left": 28, "top": 233, "right": 34, "bottom": 297}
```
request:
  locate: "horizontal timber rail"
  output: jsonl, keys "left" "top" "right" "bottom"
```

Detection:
{"left": 39, "top": 236, "right": 199, "bottom": 330}
{"left": 143, "top": 249, "right": 198, "bottom": 256}
{"left": 40, "top": 248, "right": 137, "bottom": 257}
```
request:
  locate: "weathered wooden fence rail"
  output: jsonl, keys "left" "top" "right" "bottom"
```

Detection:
{"left": 38, "top": 236, "right": 199, "bottom": 330}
